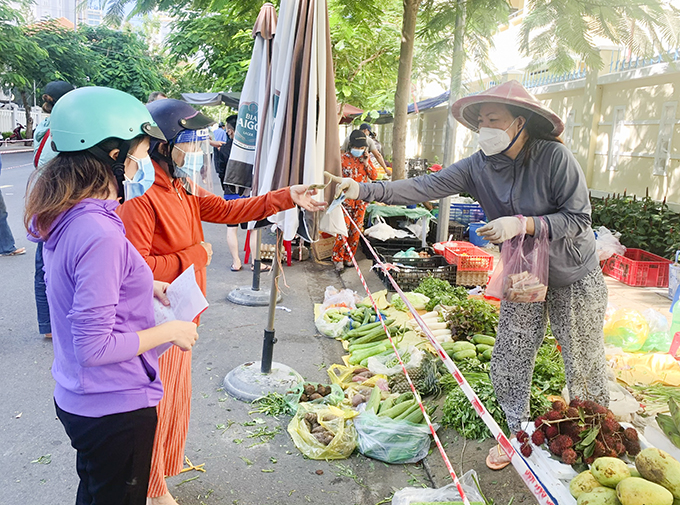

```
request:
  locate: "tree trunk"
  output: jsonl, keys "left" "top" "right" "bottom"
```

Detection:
{"left": 436, "top": 0, "right": 466, "bottom": 242}
{"left": 20, "top": 90, "right": 34, "bottom": 140}
{"left": 391, "top": 0, "right": 421, "bottom": 181}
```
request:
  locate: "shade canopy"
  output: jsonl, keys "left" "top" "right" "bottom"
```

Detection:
{"left": 181, "top": 91, "right": 241, "bottom": 109}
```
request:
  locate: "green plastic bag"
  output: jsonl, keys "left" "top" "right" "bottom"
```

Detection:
{"left": 287, "top": 403, "right": 357, "bottom": 460}
{"left": 284, "top": 382, "right": 345, "bottom": 413}
{"left": 354, "top": 410, "right": 433, "bottom": 464}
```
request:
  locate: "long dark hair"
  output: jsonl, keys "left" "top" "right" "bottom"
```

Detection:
{"left": 506, "top": 104, "right": 562, "bottom": 165}
{"left": 24, "top": 137, "right": 143, "bottom": 239}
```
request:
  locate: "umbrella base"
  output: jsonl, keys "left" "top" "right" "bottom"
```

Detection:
{"left": 223, "top": 361, "right": 302, "bottom": 402}
{"left": 227, "top": 286, "right": 282, "bottom": 306}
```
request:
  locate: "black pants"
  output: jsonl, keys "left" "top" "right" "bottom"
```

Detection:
{"left": 56, "top": 401, "right": 158, "bottom": 505}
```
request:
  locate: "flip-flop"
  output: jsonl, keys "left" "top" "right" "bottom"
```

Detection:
{"left": 0, "top": 247, "right": 26, "bottom": 257}
{"left": 486, "top": 444, "right": 511, "bottom": 470}
{"left": 230, "top": 264, "right": 242, "bottom": 272}
{"left": 251, "top": 263, "right": 272, "bottom": 272}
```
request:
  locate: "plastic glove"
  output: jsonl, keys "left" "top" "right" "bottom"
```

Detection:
{"left": 476, "top": 216, "right": 525, "bottom": 244}
{"left": 324, "top": 171, "right": 360, "bottom": 200}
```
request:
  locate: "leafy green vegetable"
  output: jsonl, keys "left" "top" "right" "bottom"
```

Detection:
{"left": 440, "top": 298, "right": 499, "bottom": 340}
{"left": 414, "top": 277, "right": 468, "bottom": 311}
{"left": 532, "top": 337, "right": 566, "bottom": 396}
{"left": 390, "top": 292, "right": 430, "bottom": 311}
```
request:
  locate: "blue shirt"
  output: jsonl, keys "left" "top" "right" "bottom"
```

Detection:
{"left": 214, "top": 127, "right": 227, "bottom": 143}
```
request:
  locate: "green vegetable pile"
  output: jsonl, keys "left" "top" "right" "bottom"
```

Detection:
{"left": 413, "top": 276, "right": 468, "bottom": 311}
{"left": 440, "top": 298, "right": 499, "bottom": 341}
{"left": 440, "top": 338, "right": 562, "bottom": 440}
{"left": 390, "top": 292, "right": 430, "bottom": 312}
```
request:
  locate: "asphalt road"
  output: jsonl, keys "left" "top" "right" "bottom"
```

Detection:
{"left": 0, "top": 151, "right": 535, "bottom": 505}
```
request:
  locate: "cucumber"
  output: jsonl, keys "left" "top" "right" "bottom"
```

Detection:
{"left": 452, "top": 350, "right": 477, "bottom": 361}
{"left": 394, "top": 392, "right": 414, "bottom": 404}
{"left": 448, "top": 341, "right": 476, "bottom": 353}
{"left": 378, "top": 397, "right": 394, "bottom": 414}
{"left": 378, "top": 399, "right": 414, "bottom": 418}
{"left": 482, "top": 348, "right": 493, "bottom": 361}
{"left": 403, "top": 406, "right": 424, "bottom": 424}
{"left": 472, "top": 334, "right": 496, "bottom": 346}
{"left": 395, "top": 402, "right": 420, "bottom": 420}
{"left": 476, "top": 344, "right": 493, "bottom": 354}
{"left": 365, "top": 386, "right": 382, "bottom": 413}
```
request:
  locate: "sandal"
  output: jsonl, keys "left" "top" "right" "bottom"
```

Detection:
{"left": 486, "top": 444, "right": 511, "bottom": 470}
{"left": 230, "top": 264, "right": 242, "bottom": 272}
{"left": 251, "top": 263, "right": 272, "bottom": 272}
{"left": 0, "top": 247, "right": 26, "bottom": 257}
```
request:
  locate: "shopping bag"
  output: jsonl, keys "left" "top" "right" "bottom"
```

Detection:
{"left": 287, "top": 404, "right": 358, "bottom": 460}
{"left": 486, "top": 216, "right": 549, "bottom": 303}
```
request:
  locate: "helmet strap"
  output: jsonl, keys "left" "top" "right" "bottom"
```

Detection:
{"left": 88, "top": 139, "right": 132, "bottom": 202}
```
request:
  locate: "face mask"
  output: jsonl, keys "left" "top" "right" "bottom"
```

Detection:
{"left": 174, "top": 148, "right": 204, "bottom": 178}
{"left": 351, "top": 148, "right": 365, "bottom": 158}
{"left": 477, "top": 117, "right": 520, "bottom": 156}
{"left": 123, "top": 155, "right": 155, "bottom": 200}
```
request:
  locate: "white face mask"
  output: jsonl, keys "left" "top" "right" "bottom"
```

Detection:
{"left": 478, "top": 117, "right": 519, "bottom": 156}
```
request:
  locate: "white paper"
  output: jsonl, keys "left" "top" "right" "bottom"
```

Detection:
{"left": 153, "top": 265, "right": 209, "bottom": 325}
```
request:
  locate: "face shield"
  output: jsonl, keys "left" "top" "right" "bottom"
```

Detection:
{"left": 172, "top": 128, "right": 213, "bottom": 195}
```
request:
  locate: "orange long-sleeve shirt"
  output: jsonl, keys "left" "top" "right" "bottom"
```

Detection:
{"left": 116, "top": 161, "right": 295, "bottom": 292}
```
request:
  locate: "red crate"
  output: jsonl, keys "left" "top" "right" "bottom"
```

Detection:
{"left": 602, "top": 248, "right": 672, "bottom": 287}
{"left": 443, "top": 241, "right": 494, "bottom": 271}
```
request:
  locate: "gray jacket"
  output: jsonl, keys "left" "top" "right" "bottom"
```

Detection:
{"left": 358, "top": 140, "right": 599, "bottom": 287}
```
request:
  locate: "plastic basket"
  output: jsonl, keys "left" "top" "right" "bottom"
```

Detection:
{"left": 602, "top": 248, "right": 672, "bottom": 288}
{"left": 360, "top": 236, "right": 422, "bottom": 256}
{"left": 374, "top": 255, "right": 457, "bottom": 291}
{"left": 373, "top": 247, "right": 442, "bottom": 268}
{"left": 450, "top": 203, "right": 486, "bottom": 225}
{"left": 456, "top": 270, "right": 489, "bottom": 287}
{"left": 444, "top": 241, "right": 494, "bottom": 271}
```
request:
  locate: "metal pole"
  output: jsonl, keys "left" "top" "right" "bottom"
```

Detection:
{"left": 252, "top": 228, "right": 263, "bottom": 291}
{"left": 436, "top": 0, "right": 466, "bottom": 243}
{"left": 260, "top": 231, "right": 281, "bottom": 374}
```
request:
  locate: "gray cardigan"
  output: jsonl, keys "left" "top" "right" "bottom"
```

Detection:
{"left": 358, "top": 140, "right": 599, "bottom": 288}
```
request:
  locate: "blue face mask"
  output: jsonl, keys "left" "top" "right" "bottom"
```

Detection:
{"left": 351, "top": 148, "right": 365, "bottom": 158}
{"left": 174, "top": 148, "right": 204, "bottom": 178}
{"left": 124, "top": 155, "right": 155, "bottom": 200}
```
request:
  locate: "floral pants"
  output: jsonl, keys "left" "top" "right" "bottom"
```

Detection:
{"left": 331, "top": 200, "right": 367, "bottom": 264}
{"left": 490, "top": 268, "right": 609, "bottom": 432}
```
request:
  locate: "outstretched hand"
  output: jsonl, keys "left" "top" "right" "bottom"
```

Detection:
{"left": 323, "top": 171, "right": 360, "bottom": 200}
{"left": 290, "top": 185, "right": 328, "bottom": 212}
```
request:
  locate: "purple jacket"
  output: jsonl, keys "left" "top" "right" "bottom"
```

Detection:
{"left": 42, "top": 198, "right": 164, "bottom": 417}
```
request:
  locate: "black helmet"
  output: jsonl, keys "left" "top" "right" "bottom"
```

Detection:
{"left": 146, "top": 98, "right": 215, "bottom": 146}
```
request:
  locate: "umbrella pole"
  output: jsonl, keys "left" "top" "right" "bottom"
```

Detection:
{"left": 260, "top": 232, "right": 281, "bottom": 374}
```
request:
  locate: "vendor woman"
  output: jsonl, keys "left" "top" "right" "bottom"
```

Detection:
{"left": 330, "top": 80, "right": 608, "bottom": 470}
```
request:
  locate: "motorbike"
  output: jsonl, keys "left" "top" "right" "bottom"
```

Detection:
{"left": 8, "top": 123, "right": 24, "bottom": 141}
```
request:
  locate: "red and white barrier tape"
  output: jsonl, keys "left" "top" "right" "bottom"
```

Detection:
{"left": 341, "top": 207, "right": 557, "bottom": 505}
{"left": 341, "top": 235, "right": 472, "bottom": 505}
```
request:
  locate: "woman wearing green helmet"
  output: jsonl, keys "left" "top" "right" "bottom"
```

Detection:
{"left": 24, "top": 87, "right": 200, "bottom": 505}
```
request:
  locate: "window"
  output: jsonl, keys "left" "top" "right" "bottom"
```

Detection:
{"left": 654, "top": 102, "right": 677, "bottom": 176}
{"left": 608, "top": 106, "right": 626, "bottom": 171}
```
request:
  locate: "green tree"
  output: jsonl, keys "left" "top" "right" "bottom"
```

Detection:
{"left": 520, "top": 0, "right": 680, "bottom": 73}
{"left": 81, "top": 25, "right": 170, "bottom": 101}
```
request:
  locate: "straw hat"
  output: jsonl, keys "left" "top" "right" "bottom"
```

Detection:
{"left": 452, "top": 80, "right": 564, "bottom": 137}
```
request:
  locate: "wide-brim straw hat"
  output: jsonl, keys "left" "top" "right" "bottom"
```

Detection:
{"left": 452, "top": 80, "right": 564, "bottom": 137}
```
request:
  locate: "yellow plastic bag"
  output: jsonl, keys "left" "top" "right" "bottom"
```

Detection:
{"left": 604, "top": 309, "right": 649, "bottom": 352}
{"left": 287, "top": 404, "right": 358, "bottom": 460}
{"left": 327, "top": 363, "right": 388, "bottom": 390}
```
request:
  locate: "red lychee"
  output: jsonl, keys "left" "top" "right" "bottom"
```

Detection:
{"left": 623, "top": 438, "right": 641, "bottom": 456}
{"left": 552, "top": 399, "right": 567, "bottom": 413}
{"left": 584, "top": 456, "right": 595, "bottom": 465}
{"left": 545, "top": 425, "right": 559, "bottom": 439}
{"left": 548, "top": 435, "right": 573, "bottom": 456}
{"left": 565, "top": 407, "right": 579, "bottom": 419}
{"left": 593, "top": 440, "right": 606, "bottom": 458}
{"left": 623, "top": 427, "right": 639, "bottom": 442}
{"left": 520, "top": 442, "right": 533, "bottom": 458}
{"left": 546, "top": 410, "right": 564, "bottom": 421}
{"left": 534, "top": 415, "right": 548, "bottom": 429}
{"left": 602, "top": 418, "right": 621, "bottom": 434}
{"left": 561, "top": 448, "right": 578, "bottom": 465}
{"left": 516, "top": 430, "right": 529, "bottom": 444}
{"left": 570, "top": 397, "right": 585, "bottom": 409}
{"left": 531, "top": 430, "right": 546, "bottom": 446}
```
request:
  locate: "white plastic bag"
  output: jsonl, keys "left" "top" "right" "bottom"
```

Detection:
{"left": 367, "top": 345, "right": 424, "bottom": 376}
{"left": 391, "top": 469, "right": 484, "bottom": 505}
{"left": 364, "top": 217, "right": 413, "bottom": 241}
{"left": 596, "top": 226, "right": 626, "bottom": 261}
{"left": 642, "top": 308, "right": 669, "bottom": 334}
{"left": 321, "top": 286, "right": 361, "bottom": 312}
{"left": 315, "top": 312, "right": 350, "bottom": 339}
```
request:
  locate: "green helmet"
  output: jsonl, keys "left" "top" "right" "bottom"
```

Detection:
{"left": 50, "top": 86, "right": 165, "bottom": 152}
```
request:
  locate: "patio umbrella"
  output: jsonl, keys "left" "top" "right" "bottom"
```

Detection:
{"left": 254, "top": 0, "right": 344, "bottom": 246}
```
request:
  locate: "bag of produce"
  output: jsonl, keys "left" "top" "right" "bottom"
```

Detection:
{"left": 287, "top": 404, "right": 358, "bottom": 460}
{"left": 285, "top": 382, "right": 344, "bottom": 413}
{"left": 391, "top": 469, "right": 484, "bottom": 505}
{"left": 354, "top": 409, "right": 433, "bottom": 464}
{"left": 327, "top": 364, "right": 387, "bottom": 390}
{"left": 486, "top": 216, "right": 549, "bottom": 303}
{"left": 367, "top": 345, "right": 424, "bottom": 377}
{"left": 321, "top": 285, "right": 361, "bottom": 312}
{"left": 604, "top": 308, "right": 649, "bottom": 351}
{"left": 315, "top": 308, "right": 350, "bottom": 338}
